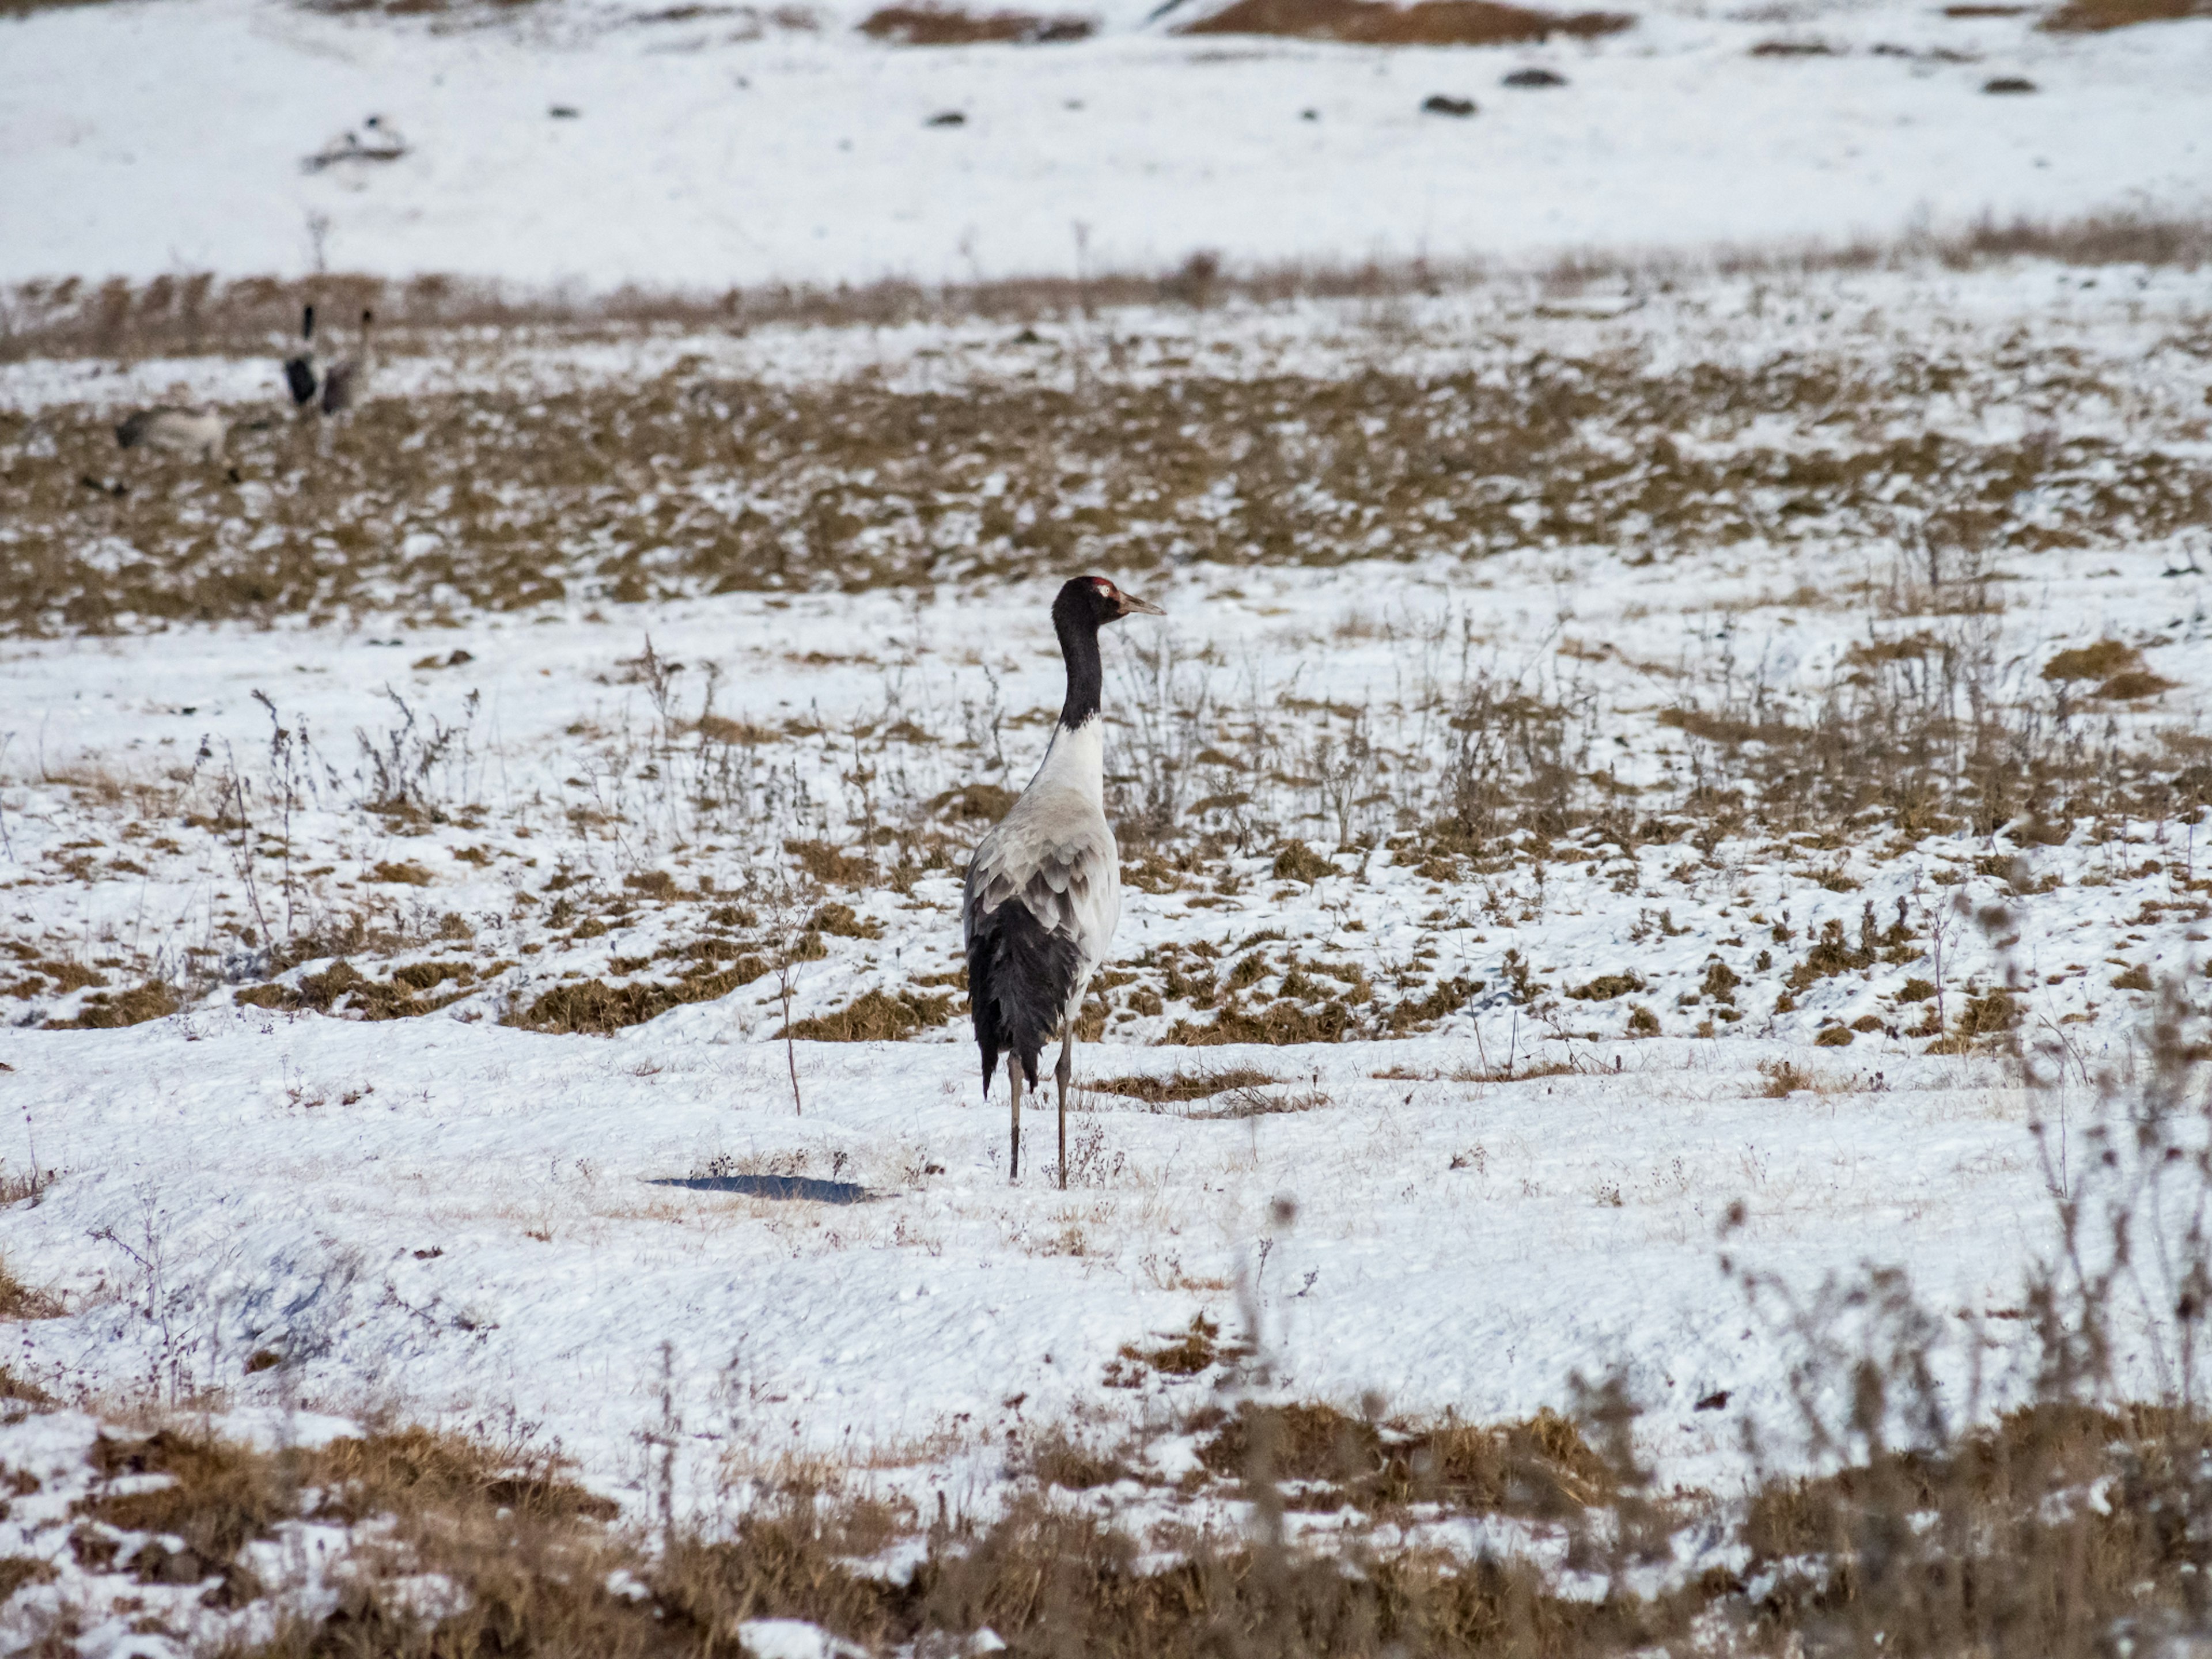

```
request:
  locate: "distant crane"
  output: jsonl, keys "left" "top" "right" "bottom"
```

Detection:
{"left": 282, "top": 304, "right": 323, "bottom": 411}
{"left": 961, "top": 575, "right": 1164, "bottom": 1186}
{"left": 317, "top": 308, "right": 377, "bottom": 421}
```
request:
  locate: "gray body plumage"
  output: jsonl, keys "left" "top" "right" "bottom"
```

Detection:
{"left": 963, "top": 718, "right": 1123, "bottom": 1089}
{"left": 319, "top": 309, "right": 376, "bottom": 418}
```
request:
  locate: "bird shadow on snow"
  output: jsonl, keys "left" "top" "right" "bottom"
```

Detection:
{"left": 646, "top": 1174, "right": 876, "bottom": 1205}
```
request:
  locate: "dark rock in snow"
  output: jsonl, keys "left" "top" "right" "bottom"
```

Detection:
{"left": 926, "top": 109, "right": 968, "bottom": 126}
{"left": 1982, "top": 74, "right": 2036, "bottom": 92}
{"left": 1421, "top": 93, "right": 1477, "bottom": 116}
{"left": 1502, "top": 66, "right": 1567, "bottom": 86}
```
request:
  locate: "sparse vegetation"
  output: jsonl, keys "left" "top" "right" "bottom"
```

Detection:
{"left": 857, "top": 3, "right": 1093, "bottom": 41}
{"left": 2041, "top": 0, "right": 2211, "bottom": 28}
{"left": 1178, "top": 0, "right": 1633, "bottom": 43}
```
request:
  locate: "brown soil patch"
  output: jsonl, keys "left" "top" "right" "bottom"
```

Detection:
{"left": 1179, "top": 0, "right": 1633, "bottom": 44}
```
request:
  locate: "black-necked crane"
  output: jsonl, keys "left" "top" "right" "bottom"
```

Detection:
{"left": 962, "top": 575, "right": 1164, "bottom": 1187}
{"left": 282, "top": 304, "right": 323, "bottom": 411}
{"left": 114, "top": 406, "right": 226, "bottom": 464}
{"left": 318, "top": 308, "right": 376, "bottom": 420}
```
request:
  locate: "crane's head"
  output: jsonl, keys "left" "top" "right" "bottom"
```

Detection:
{"left": 1056, "top": 574, "right": 1165, "bottom": 629}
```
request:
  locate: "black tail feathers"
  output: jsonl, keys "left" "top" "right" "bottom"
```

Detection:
{"left": 969, "top": 903, "right": 1083, "bottom": 1094}
{"left": 283, "top": 355, "right": 319, "bottom": 407}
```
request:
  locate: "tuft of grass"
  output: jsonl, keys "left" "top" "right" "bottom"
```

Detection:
{"left": 1569, "top": 972, "right": 1645, "bottom": 1002}
{"left": 0, "top": 1259, "right": 63, "bottom": 1320}
{"left": 1089, "top": 1066, "right": 1277, "bottom": 1103}
{"left": 1119, "top": 1315, "right": 1239, "bottom": 1377}
{"left": 785, "top": 840, "right": 873, "bottom": 887}
{"left": 41, "top": 979, "right": 177, "bottom": 1030}
{"left": 781, "top": 987, "right": 957, "bottom": 1041}
{"left": 2098, "top": 669, "right": 2180, "bottom": 702}
{"left": 1165, "top": 998, "right": 1363, "bottom": 1046}
{"left": 1760, "top": 1058, "right": 1815, "bottom": 1096}
{"left": 0, "top": 1556, "right": 56, "bottom": 1601}
{"left": 505, "top": 959, "right": 767, "bottom": 1035}
{"left": 1026, "top": 1429, "right": 1135, "bottom": 1491}
{"left": 1195, "top": 1401, "right": 1616, "bottom": 1517}
{"left": 931, "top": 782, "right": 1017, "bottom": 823}
{"left": 2043, "top": 638, "right": 2142, "bottom": 681}
{"left": 1269, "top": 841, "right": 1336, "bottom": 884}
{"left": 1180, "top": 0, "right": 1633, "bottom": 45}
{"left": 857, "top": 3, "right": 1093, "bottom": 41}
{"left": 2041, "top": 0, "right": 2211, "bottom": 28}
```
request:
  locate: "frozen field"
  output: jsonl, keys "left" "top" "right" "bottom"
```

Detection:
{"left": 3, "top": 0, "right": 2212, "bottom": 1633}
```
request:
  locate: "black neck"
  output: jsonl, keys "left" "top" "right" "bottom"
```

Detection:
{"left": 1056, "top": 607, "right": 1103, "bottom": 730}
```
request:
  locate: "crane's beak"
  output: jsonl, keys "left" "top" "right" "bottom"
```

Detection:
{"left": 1115, "top": 591, "right": 1166, "bottom": 619}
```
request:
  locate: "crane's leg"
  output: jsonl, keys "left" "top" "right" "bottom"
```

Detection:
{"left": 1055, "top": 1027, "right": 1075, "bottom": 1191}
{"left": 1007, "top": 1051, "right": 1024, "bottom": 1182}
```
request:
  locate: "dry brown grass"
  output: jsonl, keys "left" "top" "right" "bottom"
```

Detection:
{"left": 40, "top": 979, "right": 177, "bottom": 1029}
{"left": 5, "top": 252, "right": 2209, "bottom": 635}
{"left": 2041, "top": 0, "right": 2211, "bottom": 28}
{"left": 300, "top": 0, "right": 544, "bottom": 14}
{"left": 781, "top": 986, "right": 957, "bottom": 1040}
{"left": 1090, "top": 1065, "right": 1278, "bottom": 1103}
{"left": 0, "top": 1258, "right": 63, "bottom": 1321}
{"left": 857, "top": 3, "right": 1093, "bottom": 41}
{"left": 19, "top": 1388, "right": 2209, "bottom": 1659}
{"left": 1179, "top": 0, "right": 1633, "bottom": 44}
{"left": 7, "top": 210, "right": 2208, "bottom": 365}
{"left": 2042, "top": 638, "right": 2141, "bottom": 681}
{"left": 505, "top": 958, "right": 770, "bottom": 1035}
{"left": 1196, "top": 1400, "right": 1616, "bottom": 1517}
{"left": 41, "top": 1396, "right": 1679, "bottom": 1659}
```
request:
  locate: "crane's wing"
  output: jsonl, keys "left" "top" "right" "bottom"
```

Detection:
{"left": 962, "top": 812, "right": 1119, "bottom": 972}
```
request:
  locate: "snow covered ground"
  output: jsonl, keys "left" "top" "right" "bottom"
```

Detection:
{"left": 2, "top": 0, "right": 2209, "bottom": 288}
{"left": 2, "top": 262, "right": 2208, "bottom": 1546}
{"left": 0, "top": 1014, "right": 2118, "bottom": 1525}
{"left": 2, "top": 1, "right": 2211, "bottom": 1628}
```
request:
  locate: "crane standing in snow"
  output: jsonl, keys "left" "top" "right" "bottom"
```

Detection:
{"left": 317, "top": 308, "right": 376, "bottom": 422}
{"left": 282, "top": 304, "right": 323, "bottom": 412}
{"left": 963, "top": 575, "right": 1164, "bottom": 1187}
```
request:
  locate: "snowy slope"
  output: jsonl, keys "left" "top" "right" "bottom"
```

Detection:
{"left": 2, "top": 0, "right": 2209, "bottom": 287}
{"left": 0, "top": 1012, "right": 2133, "bottom": 1522}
